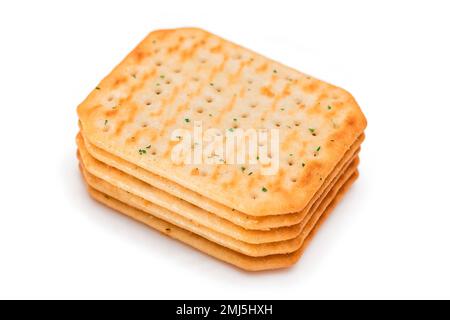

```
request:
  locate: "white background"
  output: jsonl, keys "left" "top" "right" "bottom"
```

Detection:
{"left": 0, "top": 0, "right": 449, "bottom": 300}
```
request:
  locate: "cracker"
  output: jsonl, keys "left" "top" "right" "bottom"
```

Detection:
{"left": 77, "top": 28, "right": 367, "bottom": 216}
{"left": 85, "top": 171, "right": 359, "bottom": 271}
{"left": 79, "top": 131, "right": 364, "bottom": 229}
{"left": 79, "top": 157, "right": 358, "bottom": 256}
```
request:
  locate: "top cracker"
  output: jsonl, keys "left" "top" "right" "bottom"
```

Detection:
{"left": 77, "top": 28, "right": 366, "bottom": 216}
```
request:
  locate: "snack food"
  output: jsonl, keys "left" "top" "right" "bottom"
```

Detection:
{"left": 76, "top": 28, "right": 367, "bottom": 270}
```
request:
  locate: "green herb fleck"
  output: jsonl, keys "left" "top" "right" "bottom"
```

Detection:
{"left": 241, "top": 167, "right": 246, "bottom": 172}
{"left": 233, "top": 118, "right": 237, "bottom": 122}
{"left": 138, "top": 149, "right": 147, "bottom": 155}
{"left": 146, "top": 145, "right": 152, "bottom": 149}
{"left": 210, "top": 83, "right": 214, "bottom": 86}
{"left": 273, "top": 69, "right": 278, "bottom": 74}
{"left": 316, "top": 146, "right": 321, "bottom": 152}
{"left": 104, "top": 120, "right": 108, "bottom": 126}
{"left": 209, "top": 114, "right": 213, "bottom": 117}
{"left": 160, "top": 75, "right": 165, "bottom": 79}
{"left": 328, "top": 105, "right": 332, "bottom": 110}
{"left": 302, "top": 163, "right": 306, "bottom": 167}
{"left": 95, "top": 86, "right": 101, "bottom": 90}
{"left": 228, "top": 128, "right": 234, "bottom": 132}
{"left": 184, "top": 118, "right": 190, "bottom": 123}
{"left": 256, "top": 156, "right": 260, "bottom": 160}
{"left": 248, "top": 172, "right": 253, "bottom": 176}
{"left": 262, "top": 187, "right": 268, "bottom": 192}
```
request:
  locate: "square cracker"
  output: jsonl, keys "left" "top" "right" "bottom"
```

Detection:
{"left": 77, "top": 28, "right": 367, "bottom": 216}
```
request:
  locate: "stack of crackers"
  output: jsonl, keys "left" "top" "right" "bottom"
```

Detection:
{"left": 76, "top": 28, "right": 367, "bottom": 271}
